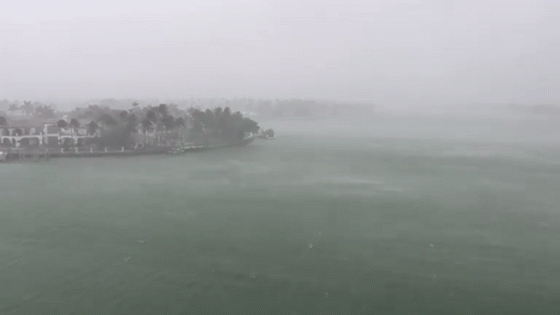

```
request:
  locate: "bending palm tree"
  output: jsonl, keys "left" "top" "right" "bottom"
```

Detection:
{"left": 70, "top": 118, "right": 80, "bottom": 138}
{"left": 57, "top": 119, "right": 68, "bottom": 147}
{"left": 86, "top": 121, "right": 98, "bottom": 136}
{"left": 140, "top": 117, "right": 153, "bottom": 145}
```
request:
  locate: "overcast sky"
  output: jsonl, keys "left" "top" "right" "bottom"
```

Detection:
{"left": 1, "top": 0, "right": 559, "bottom": 107}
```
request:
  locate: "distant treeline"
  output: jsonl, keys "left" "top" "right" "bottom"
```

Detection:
{"left": 0, "top": 100, "right": 57, "bottom": 119}
{"left": 505, "top": 103, "right": 560, "bottom": 116}
{"left": 87, "top": 98, "right": 376, "bottom": 119}
{"left": 237, "top": 98, "right": 376, "bottom": 119}
{"left": 0, "top": 98, "right": 375, "bottom": 120}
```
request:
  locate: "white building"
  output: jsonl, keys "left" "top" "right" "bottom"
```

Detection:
{"left": 0, "top": 123, "right": 99, "bottom": 148}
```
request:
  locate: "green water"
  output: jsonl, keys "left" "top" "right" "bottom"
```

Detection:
{"left": 2, "top": 119, "right": 560, "bottom": 314}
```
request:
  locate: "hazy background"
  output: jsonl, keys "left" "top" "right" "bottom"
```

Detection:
{"left": 3, "top": 2, "right": 560, "bottom": 313}
{"left": 2, "top": 0, "right": 560, "bottom": 109}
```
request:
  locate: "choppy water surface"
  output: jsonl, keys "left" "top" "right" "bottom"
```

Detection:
{"left": 1, "top": 115, "right": 560, "bottom": 314}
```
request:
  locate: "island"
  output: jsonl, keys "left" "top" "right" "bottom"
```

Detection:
{"left": 0, "top": 103, "right": 262, "bottom": 162}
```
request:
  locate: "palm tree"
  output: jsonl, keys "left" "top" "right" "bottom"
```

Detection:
{"left": 161, "top": 115, "right": 175, "bottom": 134}
{"left": 265, "top": 128, "right": 275, "bottom": 138}
{"left": 186, "top": 106, "right": 196, "bottom": 118}
{"left": 203, "top": 109, "right": 215, "bottom": 131}
{"left": 13, "top": 128, "right": 23, "bottom": 136}
{"left": 34, "top": 105, "right": 44, "bottom": 118}
{"left": 70, "top": 118, "right": 80, "bottom": 137}
{"left": 167, "top": 103, "right": 179, "bottom": 117}
{"left": 158, "top": 104, "right": 168, "bottom": 117}
{"left": 129, "top": 102, "right": 139, "bottom": 114}
{"left": 157, "top": 114, "right": 175, "bottom": 145}
{"left": 22, "top": 101, "right": 34, "bottom": 116}
{"left": 140, "top": 117, "right": 152, "bottom": 132}
{"left": 57, "top": 119, "right": 68, "bottom": 146}
{"left": 8, "top": 103, "right": 19, "bottom": 116}
{"left": 86, "top": 121, "right": 98, "bottom": 136}
{"left": 174, "top": 117, "right": 186, "bottom": 142}
{"left": 214, "top": 107, "right": 223, "bottom": 118}
{"left": 126, "top": 114, "right": 138, "bottom": 133}
{"left": 57, "top": 119, "right": 68, "bottom": 131}
{"left": 146, "top": 109, "right": 156, "bottom": 121}
{"left": 241, "top": 117, "right": 260, "bottom": 134}
{"left": 35, "top": 105, "right": 55, "bottom": 119}
{"left": 98, "top": 113, "right": 117, "bottom": 127}
{"left": 119, "top": 110, "right": 128, "bottom": 121}
{"left": 144, "top": 109, "right": 158, "bottom": 142}
{"left": 140, "top": 117, "right": 153, "bottom": 145}
{"left": 175, "top": 117, "right": 185, "bottom": 128}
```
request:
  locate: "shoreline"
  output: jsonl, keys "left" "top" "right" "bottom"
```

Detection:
{"left": 1, "top": 136, "right": 256, "bottom": 162}
{"left": 168, "top": 135, "right": 255, "bottom": 154}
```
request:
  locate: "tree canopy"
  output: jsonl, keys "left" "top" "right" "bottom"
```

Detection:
{"left": 0, "top": 101, "right": 261, "bottom": 150}
{"left": 86, "top": 121, "right": 98, "bottom": 136}
{"left": 70, "top": 118, "right": 80, "bottom": 129}
{"left": 187, "top": 107, "right": 259, "bottom": 145}
{"left": 57, "top": 119, "right": 68, "bottom": 130}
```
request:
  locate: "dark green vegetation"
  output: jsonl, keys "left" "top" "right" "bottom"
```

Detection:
{"left": 188, "top": 107, "right": 260, "bottom": 145}
{"left": 1, "top": 101, "right": 260, "bottom": 151}
{"left": 59, "top": 103, "right": 259, "bottom": 149}
{"left": 1, "top": 114, "right": 560, "bottom": 314}
{"left": 260, "top": 128, "right": 275, "bottom": 138}
{"left": 0, "top": 100, "right": 56, "bottom": 119}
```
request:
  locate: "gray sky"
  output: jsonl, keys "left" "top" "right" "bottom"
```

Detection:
{"left": 1, "top": 0, "right": 559, "bottom": 107}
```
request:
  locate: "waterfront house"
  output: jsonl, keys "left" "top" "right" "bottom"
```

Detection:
{"left": 0, "top": 120, "right": 100, "bottom": 148}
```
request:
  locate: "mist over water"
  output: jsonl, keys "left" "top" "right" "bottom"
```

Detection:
{"left": 2, "top": 0, "right": 560, "bottom": 313}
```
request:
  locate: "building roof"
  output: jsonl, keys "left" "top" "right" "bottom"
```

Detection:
{"left": 2, "top": 118, "right": 58, "bottom": 127}
{"left": 0, "top": 125, "right": 42, "bottom": 129}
